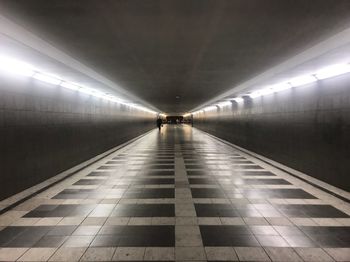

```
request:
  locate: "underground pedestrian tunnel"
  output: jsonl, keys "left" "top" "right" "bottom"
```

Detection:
{"left": 0, "top": 1, "right": 350, "bottom": 261}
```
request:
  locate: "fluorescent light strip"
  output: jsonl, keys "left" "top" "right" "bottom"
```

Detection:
{"left": 60, "top": 81, "right": 80, "bottom": 91}
{"left": 249, "top": 87, "right": 275, "bottom": 98}
{"left": 204, "top": 105, "right": 218, "bottom": 112}
{"left": 248, "top": 91, "right": 262, "bottom": 99}
{"left": 192, "top": 62, "right": 350, "bottom": 113}
{"left": 33, "top": 72, "right": 62, "bottom": 85}
{"left": 217, "top": 101, "right": 232, "bottom": 107}
{"left": 289, "top": 74, "right": 317, "bottom": 87}
{"left": 314, "top": 63, "right": 350, "bottom": 80}
{"left": 232, "top": 97, "right": 244, "bottom": 103}
{"left": 271, "top": 82, "right": 291, "bottom": 92}
{"left": 192, "top": 110, "right": 203, "bottom": 115}
{"left": 0, "top": 55, "right": 157, "bottom": 114}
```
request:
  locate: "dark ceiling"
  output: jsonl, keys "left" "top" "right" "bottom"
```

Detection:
{"left": 1, "top": 0, "right": 350, "bottom": 113}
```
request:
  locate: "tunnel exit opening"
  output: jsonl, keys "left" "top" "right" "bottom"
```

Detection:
{"left": 165, "top": 115, "right": 194, "bottom": 125}
{"left": 166, "top": 116, "right": 183, "bottom": 124}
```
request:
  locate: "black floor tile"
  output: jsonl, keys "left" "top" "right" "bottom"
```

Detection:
{"left": 189, "top": 178, "right": 217, "bottom": 185}
{"left": 185, "top": 165, "right": 208, "bottom": 169}
{"left": 300, "top": 226, "right": 350, "bottom": 237}
{"left": 243, "top": 189, "right": 317, "bottom": 199}
{"left": 112, "top": 204, "right": 175, "bottom": 217}
{"left": 146, "top": 165, "right": 175, "bottom": 169}
{"left": 47, "top": 226, "right": 77, "bottom": 236}
{"left": 1, "top": 226, "right": 52, "bottom": 247}
{"left": 200, "top": 226, "right": 260, "bottom": 246}
{"left": 309, "top": 235, "right": 349, "bottom": 248}
{"left": 147, "top": 161, "right": 175, "bottom": 164}
{"left": 87, "top": 171, "right": 114, "bottom": 177}
{"left": 187, "top": 171, "right": 212, "bottom": 176}
{"left": 237, "top": 208, "right": 263, "bottom": 217}
{"left": 132, "top": 178, "right": 174, "bottom": 185}
{"left": 195, "top": 204, "right": 240, "bottom": 217}
{"left": 0, "top": 227, "right": 27, "bottom": 246}
{"left": 98, "top": 166, "right": 118, "bottom": 170}
{"left": 238, "top": 171, "right": 276, "bottom": 176}
{"left": 73, "top": 179, "right": 105, "bottom": 185}
{"left": 139, "top": 170, "right": 175, "bottom": 176}
{"left": 123, "top": 188, "right": 175, "bottom": 199}
{"left": 191, "top": 188, "right": 226, "bottom": 198}
{"left": 34, "top": 235, "right": 68, "bottom": 247}
{"left": 231, "top": 165, "right": 264, "bottom": 170}
{"left": 106, "top": 160, "right": 126, "bottom": 164}
{"left": 244, "top": 179, "right": 291, "bottom": 185}
{"left": 276, "top": 204, "right": 350, "bottom": 218}
{"left": 92, "top": 226, "right": 175, "bottom": 247}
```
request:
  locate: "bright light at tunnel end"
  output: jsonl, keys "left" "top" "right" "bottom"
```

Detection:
{"left": 191, "top": 62, "right": 350, "bottom": 114}
{"left": 0, "top": 55, "right": 157, "bottom": 115}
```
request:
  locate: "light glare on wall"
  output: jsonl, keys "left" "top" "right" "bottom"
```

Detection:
{"left": 289, "top": 75, "right": 317, "bottom": 87}
{"left": 0, "top": 55, "right": 157, "bottom": 114}
{"left": 60, "top": 81, "right": 80, "bottom": 91}
{"left": 33, "top": 72, "right": 62, "bottom": 85}
{"left": 78, "top": 86, "right": 101, "bottom": 96}
{"left": 217, "top": 101, "right": 232, "bottom": 107}
{"left": 270, "top": 82, "right": 291, "bottom": 92}
{"left": 192, "top": 110, "right": 203, "bottom": 115}
{"left": 314, "top": 64, "right": 350, "bottom": 80}
{"left": 0, "top": 55, "right": 35, "bottom": 77}
{"left": 249, "top": 87, "right": 274, "bottom": 98}
{"left": 232, "top": 97, "right": 244, "bottom": 103}
{"left": 192, "top": 62, "right": 350, "bottom": 113}
{"left": 204, "top": 106, "right": 217, "bottom": 112}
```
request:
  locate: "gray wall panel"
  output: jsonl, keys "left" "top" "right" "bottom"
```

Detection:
{"left": 194, "top": 74, "right": 350, "bottom": 191}
{"left": 0, "top": 75, "right": 155, "bottom": 200}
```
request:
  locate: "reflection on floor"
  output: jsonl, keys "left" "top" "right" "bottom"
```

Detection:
{"left": 0, "top": 125, "right": 349, "bottom": 261}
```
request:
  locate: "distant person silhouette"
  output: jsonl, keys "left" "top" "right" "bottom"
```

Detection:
{"left": 156, "top": 118, "right": 162, "bottom": 131}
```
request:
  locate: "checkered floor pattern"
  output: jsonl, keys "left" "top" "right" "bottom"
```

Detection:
{"left": 0, "top": 125, "right": 349, "bottom": 261}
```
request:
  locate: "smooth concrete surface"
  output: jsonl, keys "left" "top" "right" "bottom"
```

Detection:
{"left": 0, "top": 125, "right": 349, "bottom": 262}
{"left": 193, "top": 74, "right": 350, "bottom": 191}
{"left": 0, "top": 75, "right": 155, "bottom": 200}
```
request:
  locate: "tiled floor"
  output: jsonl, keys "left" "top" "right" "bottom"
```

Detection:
{"left": 0, "top": 125, "right": 349, "bottom": 261}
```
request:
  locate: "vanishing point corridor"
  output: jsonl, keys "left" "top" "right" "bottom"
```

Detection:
{"left": 1, "top": 1, "right": 350, "bottom": 261}
{"left": 0, "top": 125, "right": 349, "bottom": 261}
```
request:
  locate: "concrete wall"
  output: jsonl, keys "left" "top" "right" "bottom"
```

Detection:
{"left": 0, "top": 74, "right": 155, "bottom": 200}
{"left": 193, "top": 74, "right": 350, "bottom": 191}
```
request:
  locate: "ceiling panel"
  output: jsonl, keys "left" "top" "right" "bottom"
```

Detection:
{"left": 1, "top": 0, "right": 350, "bottom": 112}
